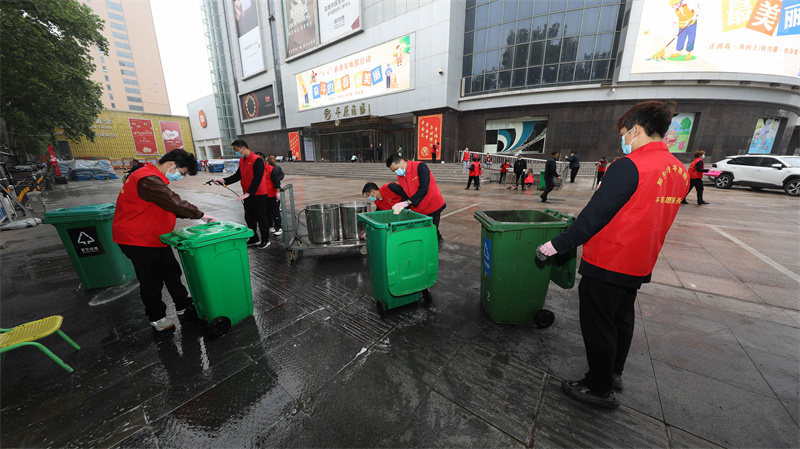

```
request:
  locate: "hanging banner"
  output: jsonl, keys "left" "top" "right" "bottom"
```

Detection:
{"left": 749, "top": 117, "right": 781, "bottom": 153}
{"left": 128, "top": 118, "right": 158, "bottom": 156}
{"left": 663, "top": 113, "right": 696, "bottom": 153}
{"left": 284, "top": 0, "right": 319, "bottom": 58}
{"left": 240, "top": 85, "right": 277, "bottom": 120}
{"left": 318, "top": 0, "right": 361, "bottom": 44}
{"left": 303, "top": 136, "right": 315, "bottom": 161}
{"left": 417, "top": 114, "right": 442, "bottom": 161}
{"left": 234, "top": 0, "right": 265, "bottom": 77}
{"left": 158, "top": 121, "right": 184, "bottom": 152}
{"left": 289, "top": 131, "right": 302, "bottom": 161}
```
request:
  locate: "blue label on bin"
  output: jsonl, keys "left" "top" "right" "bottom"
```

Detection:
{"left": 482, "top": 236, "right": 491, "bottom": 276}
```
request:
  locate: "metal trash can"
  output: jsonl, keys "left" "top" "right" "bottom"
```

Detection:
{"left": 339, "top": 201, "right": 371, "bottom": 240}
{"left": 305, "top": 203, "right": 340, "bottom": 243}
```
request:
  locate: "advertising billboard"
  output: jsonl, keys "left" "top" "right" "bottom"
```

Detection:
{"left": 630, "top": 0, "right": 800, "bottom": 78}
{"left": 240, "top": 85, "right": 277, "bottom": 120}
{"left": 288, "top": 131, "right": 302, "bottom": 161}
{"left": 318, "top": 0, "right": 361, "bottom": 44}
{"left": 284, "top": 0, "right": 319, "bottom": 58}
{"left": 295, "top": 34, "right": 413, "bottom": 110}
{"left": 128, "top": 118, "right": 159, "bottom": 156}
{"left": 234, "top": 0, "right": 265, "bottom": 77}
{"left": 417, "top": 114, "right": 442, "bottom": 160}
{"left": 159, "top": 121, "right": 184, "bottom": 152}
{"left": 663, "top": 113, "right": 696, "bottom": 153}
{"left": 484, "top": 117, "right": 549, "bottom": 154}
{"left": 749, "top": 117, "right": 781, "bottom": 153}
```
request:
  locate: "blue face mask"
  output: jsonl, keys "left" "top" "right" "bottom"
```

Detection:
{"left": 395, "top": 167, "right": 406, "bottom": 176}
{"left": 166, "top": 167, "right": 183, "bottom": 182}
{"left": 621, "top": 128, "right": 636, "bottom": 155}
{"left": 368, "top": 196, "right": 377, "bottom": 202}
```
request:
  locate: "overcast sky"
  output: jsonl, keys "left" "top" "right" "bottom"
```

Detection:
{"left": 150, "top": 0, "right": 213, "bottom": 116}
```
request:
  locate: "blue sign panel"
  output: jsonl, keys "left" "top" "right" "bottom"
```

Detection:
{"left": 482, "top": 236, "right": 492, "bottom": 276}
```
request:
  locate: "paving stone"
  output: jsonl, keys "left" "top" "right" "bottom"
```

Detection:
{"left": 722, "top": 315, "right": 800, "bottom": 361}
{"left": 745, "top": 283, "right": 800, "bottom": 311}
{"left": 744, "top": 346, "right": 800, "bottom": 424}
{"left": 667, "top": 426, "right": 725, "bottom": 449}
{"left": 673, "top": 271, "right": 761, "bottom": 302}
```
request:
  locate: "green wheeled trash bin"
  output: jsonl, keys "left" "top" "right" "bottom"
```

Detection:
{"left": 160, "top": 222, "right": 254, "bottom": 338}
{"left": 357, "top": 210, "right": 438, "bottom": 317}
{"left": 42, "top": 203, "right": 136, "bottom": 289}
{"left": 474, "top": 208, "right": 576, "bottom": 326}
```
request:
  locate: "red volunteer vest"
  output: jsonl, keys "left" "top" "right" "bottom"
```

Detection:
{"left": 397, "top": 161, "right": 445, "bottom": 215}
{"left": 598, "top": 160, "right": 608, "bottom": 173}
{"left": 375, "top": 183, "right": 403, "bottom": 211}
{"left": 688, "top": 157, "right": 704, "bottom": 179}
{"left": 469, "top": 161, "right": 481, "bottom": 176}
{"left": 581, "top": 142, "right": 686, "bottom": 277}
{"left": 462, "top": 151, "right": 470, "bottom": 161}
{"left": 113, "top": 164, "right": 176, "bottom": 248}
{"left": 432, "top": 144, "right": 439, "bottom": 156}
{"left": 239, "top": 151, "right": 271, "bottom": 196}
{"left": 500, "top": 162, "right": 510, "bottom": 173}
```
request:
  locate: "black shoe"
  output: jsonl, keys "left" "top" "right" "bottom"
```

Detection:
{"left": 475, "top": 188, "right": 479, "bottom": 191}
{"left": 541, "top": 199, "right": 550, "bottom": 203}
{"left": 246, "top": 236, "right": 259, "bottom": 246}
{"left": 699, "top": 201, "right": 710, "bottom": 205}
{"left": 257, "top": 240, "right": 271, "bottom": 249}
{"left": 680, "top": 200, "right": 688, "bottom": 204}
{"left": 465, "top": 187, "right": 470, "bottom": 190}
{"left": 562, "top": 379, "right": 620, "bottom": 409}
{"left": 438, "top": 238, "right": 444, "bottom": 249}
{"left": 612, "top": 374, "right": 623, "bottom": 392}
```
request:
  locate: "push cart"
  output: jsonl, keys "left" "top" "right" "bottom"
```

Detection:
{"left": 280, "top": 184, "right": 368, "bottom": 261}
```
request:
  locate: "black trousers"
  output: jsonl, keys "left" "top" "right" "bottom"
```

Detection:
{"left": 243, "top": 194, "right": 270, "bottom": 241}
{"left": 431, "top": 153, "right": 437, "bottom": 162}
{"left": 428, "top": 204, "right": 445, "bottom": 242}
{"left": 578, "top": 276, "right": 637, "bottom": 394}
{"left": 499, "top": 172, "right": 507, "bottom": 184}
{"left": 686, "top": 178, "right": 704, "bottom": 203}
{"left": 540, "top": 177, "right": 555, "bottom": 200}
{"left": 119, "top": 244, "right": 191, "bottom": 322}
{"left": 466, "top": 176, "right": 480, "bottom": 189}
{"left": 267, "top": 196, "right": 281, "bottom": 230}
{"left": 570, "top": 167, "right": 579, "bottom": 182}
{"left": 597, "top": 171, "right": 605, "bottom": 183}
{"left": 514, "top": 172, "right": 525, "bottom": 189}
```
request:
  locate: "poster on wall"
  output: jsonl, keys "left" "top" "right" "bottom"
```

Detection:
{"left": 234, "top": 0, "right": 265, "bottom": 77}
{"left": 288, "top": 131, "right": 302, "bottom": 161}
{"left": 630, "top": 0, "right": 800, "bottom": 78}
{"left": 663, "top": 113, "right": 695, "bottom": 153}
{"left": 749, "top": 117, "right": 780, "bottom": 153}
{"left": 284, "top": 0, "right": 319, "bottom": 58}
{"left": 303, "top": 136, "right": 315, "bottom": 161}
{"left": 417, "top": 114, "right": 442, "bottom": 160}
{"left": 296, "top": 34, "right": 412, "bottom": 110}
{"left": 484, "top": 117, "right": 549, "bottom": 154}
{"left": 240, "top": 85, "right": 276, "bottom": 120}
{"left": 128, "top": 118, "right": 158, "bottom": 156}
{"left": 318, "top": 0, "right": 361, "bottom": 44}
{"left": 158, "top": 121, "right": 184, "bottom": 152}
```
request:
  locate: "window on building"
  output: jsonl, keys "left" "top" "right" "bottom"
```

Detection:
{"left": 123, "top": 78, "right": 139, "bottom": 86}
{"left": 111, "top": 102, "right": 116, "bottom": 108}
{"left": 117, "top": 50, "right": 133, "bottom": 59}
{"left": 110, "top": 22, "right": 126, "bottom": 32}
{"left": 102, "top": 65, "right": 107, "bottom": 72}
{"left": 106, "top": 0, "right": 122, "bottom": 12}
{"left": 119, "top": 60, "right": 135, "bottom": 68}
{"left": 109, "top": 94, "right": 114, "bottom": 100}
{"left": 100, "top": 55, "right": 105, "bottom": 62}
{"left": 120, "top": 69, "right": 136, "bottom": 77}
{"left": 127, "top": 96, "right": 142, "bottom": 103}
{"left": 112, "top": 31, "right": 128, "bottom": 41}
{"left": 463, "top": 0, "right": 623, "bottom": 95}
{"left": 108, "top": 12, "right": 124, "bottom": 22}
{"left": 129, "top": 105, "right": 144, "bottom": 111}
{"left": 115, "top": 41, "right": 131, "bottom": 50}
{"left": 124, "top": 87, "right": 141, "bottom": 94}
{"left": 106, "top": 84, "right": 112, "bottom": 90}
{"left": 105, "top": 75, "right": 109, "bottom": 81}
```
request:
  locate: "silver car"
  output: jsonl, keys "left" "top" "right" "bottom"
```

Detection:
{"left": 710, "top": 155, "right": 800, "bottom": 197}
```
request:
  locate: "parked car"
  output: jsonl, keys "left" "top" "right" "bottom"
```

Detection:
{"left": 710, "top": 154, "right": 800, "bottom": 196}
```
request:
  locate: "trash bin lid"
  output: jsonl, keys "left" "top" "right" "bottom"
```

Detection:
{"left": 357, "top": 209, "right": 431, "bottom": 230}
{"left": 160, "top": 221, "right": 253, "bottom": 249}
{"left": 42, "top": 203, "right": 116, "bottom": 224}
{"left": 474, "top": 209, "right": 572, "bottom": 232}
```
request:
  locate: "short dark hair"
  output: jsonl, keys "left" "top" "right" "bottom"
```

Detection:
{"left": 362, "top": 182, "right": 379, "bottom": 194}
{"left": 159, "top": 149, "right": 198, "bottom": 175}
{"left": 231, "top": 139, "right": 248, "bottom": 148}
{"left": 385, "top": 154, "right": 402, "bottom": 167}
{"left": 693, "top": 150, "right": 706, "bottom": 158}
{"left": 255, "top": 152, "right": 266, "bottom": 159}
{"left": 472, "top": 156, "right": 478, "bottom": 161}
{"left": 550, "top": 150, "right": 560, "bottom": 156}
{"left": 615, "top": 101, "right": 676, "bottom": 138}
{"left": 267, "top": 153, "right": 276, "bottom": 158}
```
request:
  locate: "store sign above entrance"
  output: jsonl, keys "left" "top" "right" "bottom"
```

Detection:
{"left": 323, "top": 102, "right": 371, "bottom": 121}
{"left": 296, "top": 33, "right": 413, "bottom": 110}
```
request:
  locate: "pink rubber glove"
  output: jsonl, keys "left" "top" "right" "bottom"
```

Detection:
{"left": 276, "top": 192, "right": 281, "bottom": 202}
{"left": 236, "top": 193, "right": 250, "bottom": 201}
{"left": 392, "top": 201, "right": 409, "bottom": 215}
{"left": 212, "top": 178, "right": 225, "bottom": 186}
{"left": 200, "top": 213, "right": 217, "bottom": 223}
{"left": 538, "top": 241, "right": 558, "bottom": 257}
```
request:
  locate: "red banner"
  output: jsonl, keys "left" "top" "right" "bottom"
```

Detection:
{"left": 128, "top": 119, "right": 158, "bottom": 156}
{"left": 417, "top": 114, "right": 442, "bottom": 160}
{"left": 159, "top": 121, "right": 184, "bottom": 152}
{"left": 288, "top": 131, "right": 302, "bottom": 161}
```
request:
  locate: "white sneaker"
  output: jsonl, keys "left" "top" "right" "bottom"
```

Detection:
{"left": 150, "top": 317, "right": 175, "bottom": 331}
{"left": 273, "top": 228, "right": 283, "bottom": 236}
{"left": 269, "top": 227, "right": 276, "bottom": 233}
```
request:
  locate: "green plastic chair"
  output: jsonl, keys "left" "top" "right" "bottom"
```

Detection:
{"left": 0, "top": 315, "right": 81, "bottom": 373}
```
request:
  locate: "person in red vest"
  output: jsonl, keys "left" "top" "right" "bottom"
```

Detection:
{"left": 113, "top": 149, "right": 216, "bottom": 332}
{"left": 597, "top": 156, "right": 609, "bottom": 184}
{"left": 212, "top": 139, "right": 275, "bottom": 249}
{"left": 362, "top": 182, "right": 404, "bottom": 211}
{"left": 461, "top": 147, "right": 470, "bottom": 173}
{"left": 538, "top": 101, "right": 686, "bottom": 409}
{"left": 431, "top": 142, "right": 439, "bottom": 163}
{"left": 386, "top": 154, "right": 447, "bottom": 248}
{"left": 499, "top": 160, "right": 511, "bottom": 184}
{"left": 465, "top": 155, "right": 481, "bottom": 190}
{"left": 681, "top": 150, "right": 710, "bottom": 205}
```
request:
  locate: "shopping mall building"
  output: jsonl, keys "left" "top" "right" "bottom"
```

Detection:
{"left": 197, "top": 0, "right": 800, "bottom": 164}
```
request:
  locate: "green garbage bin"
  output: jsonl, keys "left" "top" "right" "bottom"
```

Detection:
{"left": 160, "top": 222, "right": 254, "bottom": 335}
{"left": 42, "top": 203, "right": 135, "bottom": 289}
{"left": 473, "top": 208, "right": 576, "bottom": 326}
{"left": 539, "top": 170, "right": 546, "bottom": 190}
{"left": 357, "top": 210, "right": 438, "bottom": 317}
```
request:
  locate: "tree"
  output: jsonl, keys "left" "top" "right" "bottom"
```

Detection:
{"left": 679, "top": 117, "right": 692, "bottom": 132}
{"left": 1, "top": 0, "right": 108, "bottom": 155}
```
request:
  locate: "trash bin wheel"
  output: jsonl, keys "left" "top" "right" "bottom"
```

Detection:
{"left": 534, "top": 309, "right": 555, "bottom": 328}
{"left": 208, "top": 316, "right": 231, "bottom": 338}
{"left": 375, "top": 300, "right": 388, "bottom": 318}
{"left": 359, "top": 246, "right": 368, "bottom": 255}
{"left": 420, "top": 289, "right": 432, "bottom": 308}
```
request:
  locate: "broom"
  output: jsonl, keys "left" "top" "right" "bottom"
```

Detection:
{"left": 651, "top": 17, "right": 698, "bottom": 59}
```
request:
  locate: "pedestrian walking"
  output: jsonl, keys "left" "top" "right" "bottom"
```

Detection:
{"left": 511, "top": 154, "right": 527, "bottom": 190}
{"left": 465, "top": 155, "right": 481, "bottom": 190}
{"left": 540, "top": 150, "right": 561, "bottom": 202}
{"left": 462, "top": 147, "right": 470, "bottom": 173}
{"left": 386, "top": 154, "right": 447, "bottom": 248}
{"left": 431, "top": 142, "right": 439, "bottom": 163}
{"left": 266, "top": 153, "right": 285, "bottom": 235}
{"left": 499, "top": 160, "right": 511, "bottom": 184}
{"left": 682, "top": 150, "right": 710, "bottom": 205}
{"left": 368, "top": 144, "right": 375, "bottom": 163}
{"left": 597, "top": 156, "right": 609, "bottom": 184}
{"left": 362, "top": 182, "right": 405, "bottom": 211}
{"left": 377, "top": 143, "right": 383, "bottom": 162}
{"left": 537, "top": 100, "right": 687, "bottom": 410}
{"left": 112, "top": 149, "right": 216, "bottom": 332}
{"left": 567, "top": 150, "right": 581, "bottom": 183}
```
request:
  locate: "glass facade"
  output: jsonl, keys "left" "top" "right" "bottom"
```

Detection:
{"left": 463, "top": 0, "right": 624, "bottom": 95}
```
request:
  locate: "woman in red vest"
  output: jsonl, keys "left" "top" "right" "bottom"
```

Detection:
{"left": 386, "top": 154, "right": 447, "bottom": 248}
{"left": 538, "top": 101, "right": 686, "bottom": 410}
{"left": 212, "top": 139, "right": 276, "bottom": 249}
{"left": 499, "top": 160, "right": 511, "bottom": 184}
{"left": 362, "top": 182, "right": 404, "bottom": 211}
{"left": 597, "top": 156, "right": 608, "bottom": 183}
{"left": 682, "top": 150, "right": 710, "bottom": 205}
{"left": 461, "top": 147, "right": 470, "bottom": 173}
{"left": 465, "top": 155, "right": 481, "bottom": 190}
{"left": 113, "top": 149, "right": 216, "bottom": 331}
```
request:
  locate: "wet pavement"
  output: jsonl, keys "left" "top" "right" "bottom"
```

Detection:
{"left": 1, "top": 167, "right": 799, "bottom": 448}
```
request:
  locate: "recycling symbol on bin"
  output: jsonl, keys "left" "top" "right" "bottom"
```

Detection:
{"left": 67, "top": 226, "right": 106, "bottom": 258}
{"left": 77, "top": 232, "right": 95, "bottom": 245}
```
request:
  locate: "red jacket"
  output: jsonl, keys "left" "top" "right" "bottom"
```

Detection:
{"left": 598, "top": 159, "right": 608, "bottom": 173}
{"left": 375, "top": 183, "right": 403, "bottom": 211}
{"left": 113, "top": 164, "right": 176, "bottom": 248}
{"left": 240, "top": 151, "right": 271, "bottom": 196}
{"left": 397, "top": 161, "right": 445, "bottom": 215}
{"left": 688, "top": 157, "right": 704, "bottom": 179}
{"left": 581, "top": 142, "right": 686, "bottom": 277}
{"left": 469, "top": 160, "right": 482, "bottom": 176}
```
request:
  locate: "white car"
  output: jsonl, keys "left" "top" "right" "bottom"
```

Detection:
{"left": 710, "top": 154, "right": 800, "bottom": 197}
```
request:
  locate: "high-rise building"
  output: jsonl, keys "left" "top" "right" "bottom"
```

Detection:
{"left": 82, "top": 0, "right": 170, "bottom": 114}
